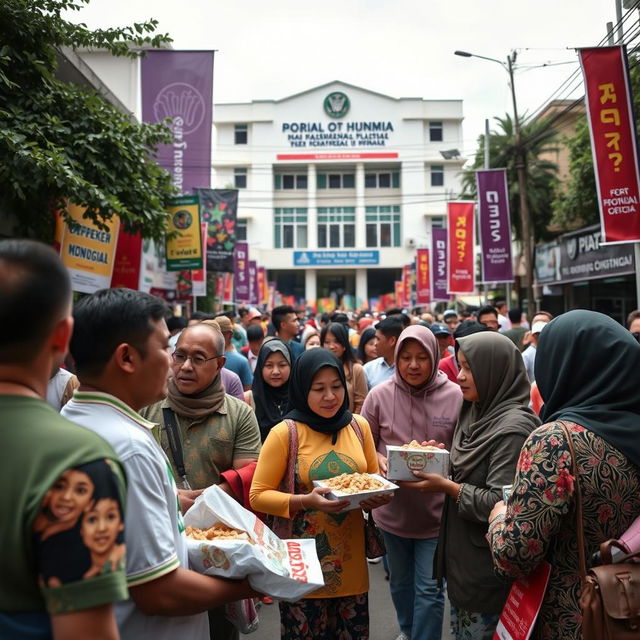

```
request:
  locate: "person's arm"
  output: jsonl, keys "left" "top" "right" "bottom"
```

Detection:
{"left": 240, "top": 358, "right": 253, "bottom": 391}
{"left": 51, "top": 605, "right": 119, "bottom": 640}
{"left": 352, "top": 363, "right": 368, "bottom": 414}
{"left": 360, "top": 391, "right": 386, "bottom": 475}
{"left": 231, "top": 403, "right": 261, "bottom": 468}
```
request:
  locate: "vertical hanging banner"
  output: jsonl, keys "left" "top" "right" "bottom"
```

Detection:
{"left": 191, "top": 223, "right": 208, "bottom": 297}
{"left": 447, "top": 201, "right": 476, "bottom": 294}
{"left": 416, "top": 248, "right": 432, "bottom": 304}
{"left": 394, "top": 280, "right": 404, "bottom": 307}
{"left": 476, "top": 169, "right": 514, "bottom": 282}
{"left": 431, "top": 228, "right": 449, "bottom": 301}
{"left": 222, "top": 272, "right": 234, "bottom": 304}
{"left": 111, "top": 230, "right": 143, "bottom": 289}
{"left": 248, "top": 261, "right": 258, "bottom": 304}
{"left": 141, "top": 50, "right": 214, "bottom": 194}
{"left": 579, "top": 45, "right": 640, "bottom": 244}
{"left": 234, "top": 242, "right": 250, "bottom": 302}
{"left": 195, "top": 188, "right": 238, "bottom": 272}
{"left": 402, "top": 264, "right": 412, "bottom": 307}
{"left": 257, "top": 267, "right": 268, "bottom": 305}
{"left": 60, "top": 204, "right": 120, "bottom": 294}
{"left": 166, "top": 195, "right": 203, "bottom": 271}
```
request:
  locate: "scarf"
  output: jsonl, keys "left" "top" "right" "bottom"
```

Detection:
{"left": 167, "top": 373, "right": 226, "bottom": 420}
{"left": 450, "top": 332, "right": 540, "bottom": 476}
{"left": 537, "top": 309, "right": 640, "bottom": 467}
{"left": 285, "top": 348, "right": 352, "bottom": 443}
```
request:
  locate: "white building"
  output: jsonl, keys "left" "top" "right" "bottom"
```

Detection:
{"left": 213, "top": 81, "right": 465, "bottom": 307}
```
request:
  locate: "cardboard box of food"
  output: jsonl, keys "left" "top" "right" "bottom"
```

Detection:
{"left": 312, "top": 473, "right": 398, "bottom": 511}
{"left": 386, "top": 444, "right": 450, "bottom": 481}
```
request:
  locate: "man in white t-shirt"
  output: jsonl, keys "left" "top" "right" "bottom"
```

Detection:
{"left": 62, "top": 288, "right": 256, "bottom": 640}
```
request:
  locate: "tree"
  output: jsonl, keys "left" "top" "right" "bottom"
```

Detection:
{"left": 0, "top": 0, "right": 176, "bottom": 242}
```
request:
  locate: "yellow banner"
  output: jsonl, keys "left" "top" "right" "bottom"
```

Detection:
{"left": 166, "top": 195, "right": 203, "bottom": 271}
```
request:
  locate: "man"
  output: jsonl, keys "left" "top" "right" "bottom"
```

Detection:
{"left": 230, "top": 312, "right": 248, "bottom": 351}
{"left": 0, "top": 240, "right": 127, "bottom": 640}
{"left": 142, "top": 321, "right": 261, "bottom": 640}
{"left": 211, "top": 316, "right": 253, "bottom": 390}
{"left": 493, "top": 298, "right": 510, "bottom": 332}
{"left": 363, "top": 316, "right": 404, "bottom": 389}
{"left": 522, "top": 317, "right": 550, "bottom": 382}
{"left": 502, "top": 308, "right": 528, "bottom": 350}
{"left": 430, "top": 322, "right": 454, "bottom": 360}
{"left": 443, "top": 309, "right": 460, "bottom": 333}
{"left": 477, "top": 304, "right": 500, "bottom": 332}
{"left": 272, "top": 304, "right": 304, "bottom": 359}
{"left": 62, "top": 289, "right": 255, "bottom": 640}
{"left": 627, "top": 309, "right": 640, "bottom": 341}
{"left": 167, "top": 316, "right": 188, "bottom": 350}
{"left": 240, "top": 324, "right": 264, "bottom": 373}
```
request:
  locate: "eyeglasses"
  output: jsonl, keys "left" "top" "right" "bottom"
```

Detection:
{"left": 172, "top": 352, "right": 220, "bottom": 367}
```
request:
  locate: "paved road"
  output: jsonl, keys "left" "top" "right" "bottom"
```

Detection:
{"left": 248, "top": 560, "right": 452, "bottom": 640}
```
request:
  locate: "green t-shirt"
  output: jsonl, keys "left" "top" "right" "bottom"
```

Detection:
{"left": 0, "top": 396, "right": 127, "bottom": 633}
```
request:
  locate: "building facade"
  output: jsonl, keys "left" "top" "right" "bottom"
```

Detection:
{"left": 213, "top": 81, "right": 465, "bottom": 308}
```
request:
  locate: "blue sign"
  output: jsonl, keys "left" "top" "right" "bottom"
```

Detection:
{"left": 293, "top": 250, "right": 380, "bottom": 266}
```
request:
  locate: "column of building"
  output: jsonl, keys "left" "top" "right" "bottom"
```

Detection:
{"left": 355, "top": 162, "right": 368, "bottom": 305}
{"left": 306, "top": 163, "right": 318, "bottom": 304}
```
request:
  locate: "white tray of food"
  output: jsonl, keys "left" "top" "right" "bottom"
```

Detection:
{"left": 386, "top": 441, "right": 450, "bottom": 481}
{"left": 312, "top": 472, "right": 398, "bottom": 510}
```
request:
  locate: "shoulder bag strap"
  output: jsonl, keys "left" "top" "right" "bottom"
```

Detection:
{"left": 350, "top": 415, "right": 364, "bottom": 447}
{"left": 162, "top": 407, "right": 192, "bottom": 490}
{"left": 559, "top": 420, "right": 587, "bottom": 581}
{"left": 283, "top": 419, "right": 299, "bottom": 494}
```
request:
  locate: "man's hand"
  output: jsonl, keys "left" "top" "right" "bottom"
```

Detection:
{"left": 398, "top": 472, "right": 452, "bottom": 494}
{"left": 360, "top": 492, "right": 393, "bottom": 510}
{"left": 488, "top": 500, "right": 507, "bottom": 523}
{"left": 377, "top": 452, "right": 388, "bottom": 476}
{"left": 178, "top": 488, "right": 204, "bottom": 513}
{"left": 303, "top": 487, "right": 350, "bottom": 513}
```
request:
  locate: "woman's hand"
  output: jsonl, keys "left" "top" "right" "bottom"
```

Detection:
{"left": 302, "top": 487, "right": 350, "bottom": 513}
{"left": 488, "top": 500, "right": 507, "bottom": 523}
{"left": 419, "top": 439, "right": 446, "bottom": 449}
{"left": 377, "top": 452, "right": 388, "bottom": 477}
{"left": 360, "top": 493, "right": 393, "bottom": 510}
{"left": 398, "top": 472, "right": 454, "bottom": 495}
{"left": 178, "top": 488, "right": 204, "bottom": 513}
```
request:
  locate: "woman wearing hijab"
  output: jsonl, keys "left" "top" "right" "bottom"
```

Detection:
{"left": 252, "top": 338, "right": 293, "bottom": 442}
{"left": 360, "top": 325, "right": 462, "bottom": 640}
{"left": 357, "top": 327, "right": 378, "bottom": 365}
{"left": 404, "top": 331, "right": 540, "bottom": 639}
{"left": 250, "top": 349, "right": 388, "bottom": 640}
{"left": 487, "top": 310, "right": 640, "bottom": 640}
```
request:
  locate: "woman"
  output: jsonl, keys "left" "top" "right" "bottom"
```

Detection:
{"left": 250, "top": 349, "right": 389, "bottom": 640}
{"left": 357, "top": 327, "right": 378, "bottom": 365}
{"left": 302, "top": 327, "right": 321, "bottom": 350}
{"left": 360, "top": 325, "right": 462, "bottom": 640}
{"left": 404, "top": 331, "right": 540, "bottom": 639}
{"left": 321, "top": 322, "right": 367, "bottom": 413}
{"left": 488, "top": 310, "right": 640, "bottom": 640}
{"left": 252, "top": 338, "right": 293, "bottom": 442}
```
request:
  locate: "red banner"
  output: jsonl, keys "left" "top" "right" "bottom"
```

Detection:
{"left": 447, "top": 201, "right": 475, "bottom": 294}
{"left": 394, "top": 281, "right": 404, "bottom": 307}
{"left": 222, "top": 272, "right": 234, "bottom": 304}
{"left": 579, "top": 45, "right": 640, "bottom": 244}
{"left": 402, "top": 264, "right": 412, "bottom": 307}
{"left": 416, "top": 248, "right": 431, "bottom": 304}
{"left": 111, "top": 230, "right": 142, "bottom": 289}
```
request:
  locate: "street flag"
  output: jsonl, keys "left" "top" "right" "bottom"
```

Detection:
{"left": 416, "top": 248, "right": 431, "bottom": 304}
{"left": 234, "top": 242, "right": 250, "bottom": 302}
{"left": 431, "top": 228, "right": 449, "bottom": 301}
{"left": 447, "top": 201, "right": 475, "bottom": 294}
{"left": 166, "top": 195, "right": 203, "bottom": 271}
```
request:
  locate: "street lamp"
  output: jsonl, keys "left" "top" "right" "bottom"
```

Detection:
{"left": 455, "top": 49, "right": 536, "bottom": 316}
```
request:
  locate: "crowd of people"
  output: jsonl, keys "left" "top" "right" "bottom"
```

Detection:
{"left": 3, "top": 237, "right": 640, "bottom": 640}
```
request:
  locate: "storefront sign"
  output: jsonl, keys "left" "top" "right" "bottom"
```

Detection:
{"left": 165, "top": 195, "right": 203, "bottom": 271}
{"left": 579, "top": 45, "right": 640, "bottom": 244}
{"left": 476, "top": 169, "right": 514, "bottom": 283}
{"left": 293, "top": 250, "right": 379, "bottom": 266}
{"left": 234, "top": 242, "right": 250, "bottom": 303}
{"left": 431, "top": 228, "right": 449, "bottom": 301}
{"left": 416, "top": 248, "right": 431, "bottom": 304}
{"left": 281, "top": 120, "right": 394, "bottom": 149}
{"left": 277, "top": 152, "right": 399, "bottom": 161}
{"left": 447, "top": 201, "right": 476, "bottom": 294}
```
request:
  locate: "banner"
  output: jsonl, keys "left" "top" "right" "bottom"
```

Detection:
{"left": 447, "top": 201, "right": 476, "bottom": 294}
{"left": 431, "top": 228, "right": 448, "bottom": 301}
{"left": 166, "top": 195, "right": 203, "bottom": 271}
{"left": 141, "top": 50, "right": 214, "bottom": 194}
{"left": 60, "top": 204, "right": 120, "bottom": 294}
{"left": 111, "top": 230, "right": 142, "bottom": 289}
{"left": 249, "top": 261, "right": 258, "bottom": 305}
{"left": 191, "top": 224, "right": 208, "bottom": 297}
{"left": 476, "top": 169, "right": 514, "bottom": 282}
{"left": 140, "top": 237, "right": 177, "bottom": 294}
{"left": 402, "top": 264, "right": 412, "bottom": 307}
{"left": 195, "top": 188, "right": 238, "bottom": 273}
{"left": 222, "top": 272, "right": 234, "bottom": 304}
{"left": 234, "top": 242, "right": 250, "bottom": 303}
{"left": 416, "top": 248, "right": 431, "bottom": 304}
{"left": 394, "top": 281, "right": 404, "bottom": 307}
{"left": 257, "top": 267, "right": 268, "bottom": 306}
{"left": 579, "top": 45, "right": 640, "bottom": 244}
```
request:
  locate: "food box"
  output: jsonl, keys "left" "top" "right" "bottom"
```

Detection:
{"left": 312, "top": 472, "right": 398, "bottom": 511}
{"left": 386, "top": 444, "right": 450, "bottom": 481}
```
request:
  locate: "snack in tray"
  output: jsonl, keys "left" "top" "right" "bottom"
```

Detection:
{"left": 323, "top": 472, "right": 385, "bottom": 494}
{"left": 185, "top": 523, "right": 251, "bottom": 542}
{"left": 400, "top": 440, "right": 444, "bottom": 451}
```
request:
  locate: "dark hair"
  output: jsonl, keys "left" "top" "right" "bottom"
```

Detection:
{"left": 384, "top": 310, "right": 410, "bottom": 328}
{"left": 508, "top": 308, "right": 522, "bottom": 324}
{"left": 272, "top": 305, "right": 295, "bottom": 332}
{"left": 166, "top": 316, "right": 188, "bottom": 333}
{"left": 357, "top": 327, "right": 377, "bottom": 363}
{"left": 71, "top": 288, "right": 167, "bottom": 379}
{"left": 247, "top": 324, "right": 265, "bottom": 342}
{"left": 320, "top": 322, "right": 355, "bottom": 364}
{"left": 330, "top": 312, "right": 349, "bottom": 325}
{"left": 627, "top": 309, "right": 640, "bottom": 329}
{"left": 375, "top": 316, "right": 405, "bottom": 339}
{"left": 319, "top": 312, "right": 331, "bottom": 325}
{"left": 238, "top": 307, "right": 249, "bottom": 318}
{"left": 453, "top": 320, "right": 490, "bottom": 358}
{"left": 477, "top": 305, "right": 498, "bottom": 320}
{"left": 493, "top": 298, "right": 507, "bottom": 308}
{"left": 0, "top": 239, "right": 72, "bottom": 364}
{"left": 190, "top": 311, "right": 215, "bottom": 321}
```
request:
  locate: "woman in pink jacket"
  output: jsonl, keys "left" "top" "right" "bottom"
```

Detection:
{"left": 361, "top": 325, "right": 462, "bottom": 640}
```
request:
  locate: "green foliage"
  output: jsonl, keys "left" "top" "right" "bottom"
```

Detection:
{"left": 0, "top": 0, "right": 177, "bottom": 241}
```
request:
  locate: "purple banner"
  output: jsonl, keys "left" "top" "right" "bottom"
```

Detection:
{"left": 249, "top": 260, "right": 258, "bottom": 305}
{"left": 141, "top": 51, "right": 214, "bottom": 194}
{"left": 234, "top": 242, "right": 250, "bottom": 302}
{"left": 431, "top": 228, "right": 448, "bottom": 301}
{"left": 476, "top": 169, "right": 514, "bottom": 283}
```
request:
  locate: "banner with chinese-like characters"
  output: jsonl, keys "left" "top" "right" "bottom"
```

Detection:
{"left": 447, "top": 201, "right": 475, "bottom": 294}
{"left": 579, "top": 45, "right": 640, "bottom": 244}
{"left": 166, "top": 195, "right": 203, "bottom": 271}
{"left": 431, "top": 228, "right": 449, "bottom": 301}
{"left": 234, "top": 242, "right": 250, "bottom": 303}
{"left": 416, "top": 248, "right": 431, "bottom": 304}
{"left": 476, "top": 169, "right": 514, "bottom": 282}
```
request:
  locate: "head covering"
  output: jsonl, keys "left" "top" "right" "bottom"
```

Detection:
{"left": 430, "top": 322, "right": 451, "bottom": 336}
{"left": 393, "top": 325, "right": 447, "bottom": 393}
{"left": 357, "top": 327, "right": 377, "bottom": 363}
{"left": 285, "top": 348, "right": 352, "bottom": 442}
{"left": 450, "top": 332, "right": 540, "bottom": 474}
{"left": 537, "top": 309, "right": 640, "bottom": 467}
{"left": 212, "top": 316, "right": 233, "bottom": 333}
{"left": 252, "top": 338, "right": 293, "bottom": 440}
{"left": 358, "top": 317, "right": 374, "bottom": 332}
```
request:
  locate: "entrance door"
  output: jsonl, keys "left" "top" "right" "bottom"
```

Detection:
{"left": 317, "top": 272, "right": 355, "bottom": 308}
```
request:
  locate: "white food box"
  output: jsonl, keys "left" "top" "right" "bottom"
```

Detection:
{"left": 312, "top": 473, "right": 398, "bottom": 511}
{"left": 386, "top": 445, "right": 450, "bottom": 481}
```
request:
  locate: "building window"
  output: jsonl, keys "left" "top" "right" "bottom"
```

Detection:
{"left": 364, "top": 171, "right": 400, "bottom": 188}
{"left": 234, "top": 124, "right": 248, "bottom": 145}
{"left": 317, "top": 207, "right": 356, "bottom": 248}
{"left": 430, "top": 165, "right": 444, "bottom": 187}
{"left": 274, "top": 174, "right": 308, "bottom": 190}
{"left": 274, "top": 208, "right": 308, "bottom": 249}
{"left": 317, "top": 173, "right": 355, "bottom": 189}
{"left": 234, "top": 168, "right": 247, "bottom": 189}
{"left": 236, "top": 218, "right": 248, "bottom": 241}
{"left": 431, "top": 216, "right": 445, "bottom": 229}
{"left": 429, "top": 121, "right": 443, "bottom": 142}
{"left": 365, "top": 206, "right": 401, "bottom": 248}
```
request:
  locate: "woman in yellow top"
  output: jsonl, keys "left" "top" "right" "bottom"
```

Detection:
{"left": 250, "top": 348, "right": 389, "bottom": 640}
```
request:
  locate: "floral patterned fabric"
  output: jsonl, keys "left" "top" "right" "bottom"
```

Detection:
{"left": 449, "top": 606, "right": 500, "bottom": 640}
{"left": 489, "top": 421, "right": 640, "bottom": 640}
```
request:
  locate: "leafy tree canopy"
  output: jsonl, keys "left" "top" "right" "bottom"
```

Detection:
{"left": 0, "top": 0, "right": 176, "bottom": 241}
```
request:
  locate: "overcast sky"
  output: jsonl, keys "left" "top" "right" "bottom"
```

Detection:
{"left": 69, "top": 0, "right": 626, "bottom": 159}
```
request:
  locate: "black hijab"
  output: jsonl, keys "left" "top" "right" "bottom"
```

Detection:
{"left": 253, "top": 338, "right": 293, "bottom": 441}
{"left": 537, "top": 309, "right": 640, "bottom": 467}
{"left": 285, "top": 348, "right": 352, "bottom": 443}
